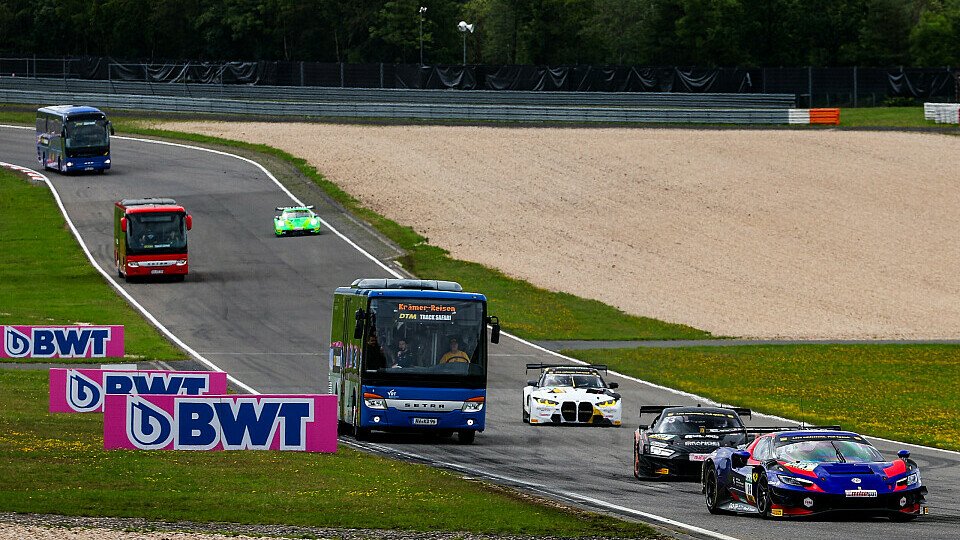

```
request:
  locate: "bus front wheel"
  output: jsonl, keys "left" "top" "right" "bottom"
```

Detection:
{"left": 457, "top": 430, "right": 476, "bottom": 445}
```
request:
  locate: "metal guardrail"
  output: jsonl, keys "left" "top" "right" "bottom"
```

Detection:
{"left": 0, "top": 88, "right": 798, "bottom": 124}
{"left": 0, "top": 76, "right": 796, "bottom": 109}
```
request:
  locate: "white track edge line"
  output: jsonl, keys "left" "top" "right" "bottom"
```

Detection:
{"left": 344, "top": 439, "right": 739, "bottom": 540}
{"left": 0, "top": 157, "right": 258, "bottom": 394}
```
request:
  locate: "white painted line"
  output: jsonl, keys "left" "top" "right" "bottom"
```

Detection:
{"left": 0, "top": 158, "right": 258, "bottom": 395}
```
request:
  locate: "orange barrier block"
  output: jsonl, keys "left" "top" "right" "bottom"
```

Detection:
{"left": 809, "top": 108, "right": 840, "bottom": 125}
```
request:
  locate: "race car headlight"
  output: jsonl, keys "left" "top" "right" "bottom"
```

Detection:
{"left": 778, "top": 475, "right": 815, "bottom": 488}
{"left": 310, "top": 218, "right": 319, "bottom": 226}
{"left": 462, "top": 397, "right": 484, "bottom": 412}
{"left": 898, "top": 473, "right": 920, "bottom": 487}
{"left": 535, "top": 397, "right": 559, "bottom": 406}
{"left": 648, "top": 444, "right": 674, "bottom": 457}
{"left": 362, "top": 392, "right": 386, "bottom": 409}
{"left": 596, "top": 399, "right": 618, "bottom": 407}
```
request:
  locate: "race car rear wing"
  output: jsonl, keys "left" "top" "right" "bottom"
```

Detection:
{"left": 525, "top": 363, "right": 608, "bottom": 373}
{"left": 639, "top": 405, "right": 753, "bottom": 418}
{"left": 275, "top": 205, "right": 315, "bottom": 211}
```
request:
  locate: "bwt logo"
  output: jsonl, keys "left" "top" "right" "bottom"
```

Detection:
{"left": 126, "top": 397, "right": 315, "bottom": 451}
{"left": 66, "top": 371, "right": 212, "bottom": 413}
{"left": 4, "top": 326, "right": 113, "bottom": 358}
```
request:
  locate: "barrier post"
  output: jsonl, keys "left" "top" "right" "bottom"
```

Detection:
{"left": 300, "top": 61, "right": 305, "bottom": 86}
{"left": 340, "top": 62, "right": 345, "bottom": 87}
{"left": 807, "top": 66, "right": 813, "bottom": 108}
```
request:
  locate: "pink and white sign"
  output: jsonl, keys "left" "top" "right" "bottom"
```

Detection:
{"left": 49, "top": 368, "right": 229, "bottom": 413}
{"left": 103, "top": 394, "right": 337, "bottom": 453}
{"left": 2, "top": 325, "right": 124, "bottom": 359}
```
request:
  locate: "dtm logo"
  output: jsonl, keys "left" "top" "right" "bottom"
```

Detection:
{"left": 2, "top": 325, "right": 124, "bottom": 359}
{"left": 49, "top": 368, "right": 228, "bottom": 414}
{"left": 110, "top": 395, "right": 328, "bottom": 451}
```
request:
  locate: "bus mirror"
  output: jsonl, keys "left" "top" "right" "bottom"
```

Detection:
{"left": 120, "top": 217, "right": 127, "bottom": 232}
{"left": 487, "top": 315, "right": 500, "bottom": 344}
{"left": 185, "top": 215, "right": 193, "bottom": 230}
{"left": 353, "top": 309, "right": 365, "bottom": 340}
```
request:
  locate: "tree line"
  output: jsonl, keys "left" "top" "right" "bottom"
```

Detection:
{"left": 2, "top": 0, "right": 959, "bottom": 67}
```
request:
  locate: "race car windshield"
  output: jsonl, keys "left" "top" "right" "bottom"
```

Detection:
{"left": 285, "top": 211, "right": 312, "bottom": 219}
{"left": 654, "top": 414, "right": 742, "bottom": 434}
{"left": 126, "top": 213, "right": 187, "bottom": 253}
{"left": 775, "top": 440, "right": 883, "bottom": 463}
{"left": 363, "top": 298, "right": 486, "bottom": 382}
{"left": 542, "top": 373, "right": 605, "bottom": 388}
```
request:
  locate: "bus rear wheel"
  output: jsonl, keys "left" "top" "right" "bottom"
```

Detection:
{"left": 457, "top": 430, "right": 476, "bottom": 445}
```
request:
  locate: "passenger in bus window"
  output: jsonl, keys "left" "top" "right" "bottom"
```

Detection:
{"left": 365, "top": 331, "right": 387, "bottom": 370}
{"left": 390, "top": 338, "right": 415, "bottom": 368}
{"left": 439, "top": 337, "right": 470, "bottom": 364}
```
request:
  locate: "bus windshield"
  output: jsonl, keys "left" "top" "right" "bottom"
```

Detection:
{"left": 127, "top": 213, "right": 187, "bottom": 253}
{"left": 364, "top": 298, "right": 486, "bottom": 380}
{"left": 64, "top": 115, "right": 109, "bottom": 154}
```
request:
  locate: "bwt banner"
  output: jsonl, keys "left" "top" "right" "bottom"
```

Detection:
{"left": 103, "top": 394, "right": 337, "bottom": 452}
{"left": 2, "top": 325, "right": 124, "bottom": 358}
{"left": 49, "top": 368, "right": 229, "bottom": 413}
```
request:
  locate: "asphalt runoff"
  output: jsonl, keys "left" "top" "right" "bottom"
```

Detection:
{"left": 1, "top": 126, "right": 957, "bottom": 540}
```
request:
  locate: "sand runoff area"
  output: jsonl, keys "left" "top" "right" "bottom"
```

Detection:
{"left": 159, "top": 122, "right": 960, "bottom": 339}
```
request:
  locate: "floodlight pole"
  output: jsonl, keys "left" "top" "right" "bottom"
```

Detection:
{"left": 419, "top": 6, "right": 427, "bottom": 67}
{"left": 462, "top": 33, "right": 467, "bottom": 66}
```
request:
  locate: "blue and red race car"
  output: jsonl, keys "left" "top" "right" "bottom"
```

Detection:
{"left": 702, "top": 430, "right": 928, "bottom": 520}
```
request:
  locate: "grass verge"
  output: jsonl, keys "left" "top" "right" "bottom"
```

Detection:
{"left": 839, "top": 106, "right": 950, "bottom": 128}
{"left": 0, "top": 369, "right": 656, "bottom": 537}
{"left": 0, "top": 168, "right": 185, "bottom": 363}
{"left": 569, "top": 344, "right": 960, "bottom": 451}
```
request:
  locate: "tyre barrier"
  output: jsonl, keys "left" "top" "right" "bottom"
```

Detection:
{"left": 924, "top": 102, "right": 960, "bottom": 124}
{"left": 1, "top": 88, "right": 832, "bottom": 125}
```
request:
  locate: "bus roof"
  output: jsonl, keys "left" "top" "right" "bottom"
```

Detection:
{"left": 116, "top": 198, "right": 185, "bottom": 214}
{"left": 335, "top": 287, "right": 486, "bottom": 302}
{"left": 38, "top": 105, "right": 106, "bottom": 117}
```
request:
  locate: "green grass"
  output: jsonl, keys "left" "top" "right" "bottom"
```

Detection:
{"left": 0, "top": 369, "right": 656, "bottom": 537}
{"left": 569, "top": 344, "right": 960, "bottom": 451}
{"left": 839, "top": 106, "right": 949, "bottom": 128}
{"left": 0, "top": 168, "right": 185, "bottom": 363}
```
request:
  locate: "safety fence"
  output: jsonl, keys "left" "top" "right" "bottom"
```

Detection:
{"left": 0, "top": 76, "right": 795, "bottom": 109}
{"left": 0, "top": 57, "right": 957, "bottom": 107}
{"left": 0, "top": 87, "right": 830, "bottom": 125}
{"left": 924, "top": 103, "right": 960, "bottom": 124}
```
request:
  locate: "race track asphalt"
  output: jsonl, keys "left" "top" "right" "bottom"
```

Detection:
{"left": 2, "top": 125, "right": 958, "bottom": 540}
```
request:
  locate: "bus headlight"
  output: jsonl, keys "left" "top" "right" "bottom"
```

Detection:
{"left": 66, "top": 162, "right": 74, "bottom": 167}
{"left": 175, "top": 259, "right": 187, "bottom": 266}
{"left": 462, "top": 397, "right": 484, "bottom": 412}
{"left": 362, "top": 392, "right": 386, "bottom": 409}
{"left": 105, "top": 159, "right": 111, "bottom": 164}
{"left": 127, "top": 262, "right": 140, "bottom": 268}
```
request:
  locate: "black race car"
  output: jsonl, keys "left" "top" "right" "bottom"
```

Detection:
{"left": 633, "top": 405, "right": 751, "bottom": 480}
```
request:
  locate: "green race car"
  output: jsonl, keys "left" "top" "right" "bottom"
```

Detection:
{"left": 274, "top": 205, "right": 322, "bottom": 236}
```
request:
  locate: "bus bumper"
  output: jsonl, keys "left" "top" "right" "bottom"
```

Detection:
{"left": 64, "top": 156, "right": 111, "bottom": 172}
{"left": 360, "top": 407, "right": 485, "bottom": 432}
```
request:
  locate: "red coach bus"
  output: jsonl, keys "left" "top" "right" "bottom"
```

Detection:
{"left": 114, "top": 198, "right": 192, "bottom": 281}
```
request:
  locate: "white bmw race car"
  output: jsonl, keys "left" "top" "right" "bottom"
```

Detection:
{"left": 522, "top": 364, "right": 622, "bottom": 426}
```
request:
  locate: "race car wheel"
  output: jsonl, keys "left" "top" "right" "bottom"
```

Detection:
{"left": 704, "top": 468, "right": 725, "bottom": 514}
{"left": 457, "top": 430, "right": 476, "bottom": 445}
{"left": 522, "top": 398, "right": 530, "bottom": 423}
{"left": 755, "top": 474, "right": 774, "bottom": 518}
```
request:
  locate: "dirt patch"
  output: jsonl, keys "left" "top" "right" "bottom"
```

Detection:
{"left": 155, "top": 122, "right": 960, "bottom": 339}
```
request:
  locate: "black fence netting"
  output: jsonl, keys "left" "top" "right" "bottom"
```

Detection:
{"left": 1, "top": 57, "right": 957, "bottom": 105}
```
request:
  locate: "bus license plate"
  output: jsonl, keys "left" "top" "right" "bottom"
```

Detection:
{"left": 413, "top": 418, "right": 438, "bottom": 426}
{"left": 150, "top": 269, "right": 164, "bottom": 275}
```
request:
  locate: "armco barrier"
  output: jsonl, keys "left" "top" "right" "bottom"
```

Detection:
{"left": 0, "top": 88, "right": 807, "bottom": 124}
{"left": 924, "top": 102, "right": 960, "bottom": 124}
{"left": 0, "top": 76, "right": 796, "bottom": 109}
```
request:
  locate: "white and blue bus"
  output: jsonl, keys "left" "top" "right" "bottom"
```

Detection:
{"left": 329, "top": 278, "right": 500, "bottom": 444}
{"left": 37, "top": 105, "right": 114, "bottom": 174}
